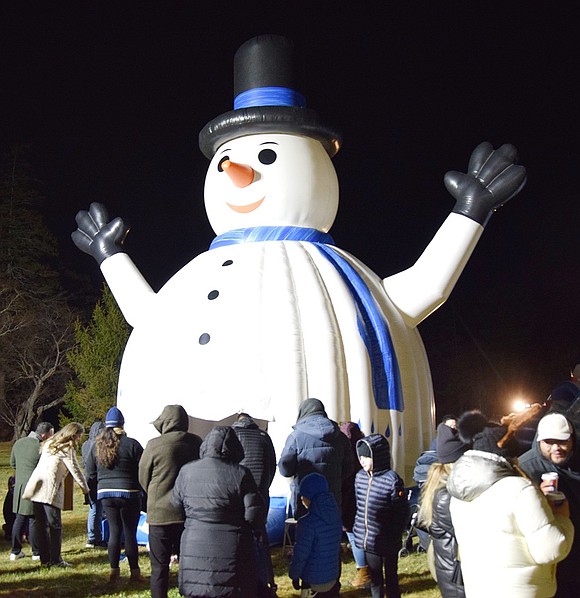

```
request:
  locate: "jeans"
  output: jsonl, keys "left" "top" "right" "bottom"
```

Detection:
{"left": 366, "top": 550, "right": 401, "bottom": 598}
{"left": 346, "top": 531, "right": 367, "bottom": 568}
{"left": 11, "top": 513, "right": 39, "bottom": 556}
{"left": 33, "top": 502, "right": 62, "bottom": 565}
{"left": 87, "top": 499, "right": 103, "bottom": 543}
{"left": 102, "top": 496, "right": 141, "bottom": 570}
{"left": 148, "top": 523, "right": 183, "bottom": 598}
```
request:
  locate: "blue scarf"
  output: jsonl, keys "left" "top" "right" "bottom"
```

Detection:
{"left": 210, "top": 226, "right": 403, "bottom": 412}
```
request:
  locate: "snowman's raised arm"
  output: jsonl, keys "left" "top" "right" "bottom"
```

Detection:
{"left": 72, "top": 202, "right": 155, "bottom": 327}
{"left": 383, "top": 142, "right": 526, "bottom": 327}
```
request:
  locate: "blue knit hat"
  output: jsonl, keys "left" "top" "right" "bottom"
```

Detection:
{"left": 104, "top": 406, "right": 124, "bottom": 428}
{"left": 299, "top": 473, "right": 328, "bottom": 499}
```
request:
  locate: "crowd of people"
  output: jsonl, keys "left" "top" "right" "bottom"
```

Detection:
{"left": 5, "top": 381, "right": 580, "bottom": 598}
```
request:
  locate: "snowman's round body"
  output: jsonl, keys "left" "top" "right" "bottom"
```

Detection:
{"left": 102, "top": 133, "right": 482, "bottom": 484}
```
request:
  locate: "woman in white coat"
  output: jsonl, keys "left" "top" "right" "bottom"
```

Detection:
{"left": 23, "top": 422, "right": 90, "bottom": 567}
{"left": 447, "top": 418, "right": 574, "bottom": 598}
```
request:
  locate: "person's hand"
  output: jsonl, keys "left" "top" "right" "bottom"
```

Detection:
{"left": 292, "top": 578, "right": 301, "bottom": 590}
{"left": 72, "top": 202, "right": 130, "bottom": 265}
{"left": 446, "top": 142, "right": 527, "bottom": 226}
{"left": 549, "top": 496, "right": 570, "bottom": 518}
{"left": 539, "top": 479, "right": 555, "bottom": 495}
{"left": 83, "top": 493, "right": 93, "bottom": 507}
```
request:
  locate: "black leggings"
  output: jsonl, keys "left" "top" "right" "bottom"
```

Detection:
{"left": 102, "top": 496, "right": 141, "bottom": 569}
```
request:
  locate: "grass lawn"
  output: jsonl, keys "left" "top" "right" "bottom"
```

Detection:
{"left": 0, "top": 441, "right": 440, "bottom": 597}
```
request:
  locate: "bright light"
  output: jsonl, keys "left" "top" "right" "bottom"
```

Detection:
{"left": 512, "top": 399, "right": 529, "bottom": 413}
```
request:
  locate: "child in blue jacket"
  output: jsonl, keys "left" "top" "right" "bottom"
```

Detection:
{"left": 289, "top": 473, "right": 342, "bottom": 597}
{"left": 354, "top": 434, "right": 409, "bottom": 598}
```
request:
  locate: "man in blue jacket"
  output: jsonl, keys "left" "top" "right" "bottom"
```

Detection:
{"left": 279, "top": 398, "right": 353, "bottom": 520}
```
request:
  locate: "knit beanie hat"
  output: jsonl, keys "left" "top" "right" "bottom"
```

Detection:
{"left": 105, "top": 406, "right": 125, "bottom": 428}
{"left": 356, "top": 439, "right": 372, "bottom": 458}
{"left": 472, "top": 424, "right": 519, "bottom": 458}
{"left": 436, "top": 423, "right": 469, "bottom": 464}
{"left": 457, "top": 410, "right": 488, "bottom": 445}
{"left": 299, "top": 473, "right": 329, "bottom": 499}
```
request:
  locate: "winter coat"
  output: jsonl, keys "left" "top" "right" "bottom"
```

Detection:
{"left": 139, "top": 405, "right": 202, "bottom": 525}
{"left": 339, "top": 421, "right": 364, "bottom": 530}
{"left": 232, "top": 415, "right": 276, "bottom": 507}
{"left": 430, "top": 487, "right": 464, "bottom": 598}
{"left": 85, "top": 432, "right": 143, "bottom": 499}
{"left": 447, "top": 449, "right": 574, "bottom": 598}
{"left": 81, "top": 421, "right": 104, "bottom": 501}
{"left": 289, "top": 490, "right": 342, "bottom": 585}
{"left": 10, "top": 432, "right": 42, "bottom": 516}
{"left": 353, "top": 434, "right": 409, "bottom": 556}
{"left": 279, "top": 413, "right": 353, "bottom": 517}
{"left": 172, "top": 426, "right": 265, "bottom": 598}
{"left": 518, "top": 424, "right": 580, "bottom": 595}
{"left": 23, "top": 440, "right": 89, "bottom": 510}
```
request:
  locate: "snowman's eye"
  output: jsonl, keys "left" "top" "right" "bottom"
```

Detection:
{"left": 217, "top": 156, "right": 229, "bottom": 172}
{"left": 258, "top": 149, "right": 277, "bottom": 165}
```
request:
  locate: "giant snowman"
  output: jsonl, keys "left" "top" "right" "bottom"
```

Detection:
{"left": 72, "top": 35, "right": 526, "bottom": 484}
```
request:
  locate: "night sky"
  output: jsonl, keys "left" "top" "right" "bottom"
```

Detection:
{"left": 2, "top": 2, "right": 579, "bottom": 419}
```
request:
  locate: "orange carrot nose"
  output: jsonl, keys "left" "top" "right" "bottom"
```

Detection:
{"left": 222, "top": 160, "right": 255, "bottom": 188}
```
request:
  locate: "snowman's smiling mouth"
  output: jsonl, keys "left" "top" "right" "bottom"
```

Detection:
{"left": 226, "top": 197, "right": 265, "bottom": 213}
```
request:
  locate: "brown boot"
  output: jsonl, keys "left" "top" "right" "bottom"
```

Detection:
{"left": 130, "top": 567, "right": 144, "bottom": 582}
{"left": 109, "top": 567, "right": 120, "bottom": 583}
{"left": 351, "top": 565, "right": 371, "bottom": 589}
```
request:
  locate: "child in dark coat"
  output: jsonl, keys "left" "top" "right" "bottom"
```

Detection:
{"left": 354, "top": 434, "right": 409, "bottom": 598}
{"left": 289, "top": 473, "right": 342, "bottom": 597}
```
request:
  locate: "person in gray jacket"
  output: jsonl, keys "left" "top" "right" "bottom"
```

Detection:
{"left": 139, "top": 405, "right": 202, "bottom": 598}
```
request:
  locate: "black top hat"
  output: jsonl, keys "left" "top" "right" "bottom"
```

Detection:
{"left": 198, "top": 35, "right": 342, "bottom": 159}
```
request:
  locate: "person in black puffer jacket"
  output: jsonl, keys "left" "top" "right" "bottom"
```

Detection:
{"left": 279, "top": 398, "right": 353, "bottom": 519}
{"left": 232, "top": 413, "right": 277, "bottom": 596}
{"left": 172, "top": 426, "right": 265, "bottom": 598}
{"left": 353, "top": 434, "right": 409, "bottom": 598}
{"left": 417, "top": 422, "right": 471, "bottom": 598}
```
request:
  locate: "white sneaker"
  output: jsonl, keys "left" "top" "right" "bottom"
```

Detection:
{"left": 10, "top": 551, "right": 25, "bottom": 561}
{"left": 85, "top": 543, "right": 95, "bottom": 548}
{"left": 31, "top": 555, "right": 41, "bottom": 561}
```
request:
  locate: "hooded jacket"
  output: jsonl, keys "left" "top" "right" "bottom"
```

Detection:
{"left": 279, "top": 399, "right": 353, "bottom": 518}
{"left": 172, "top": 426, "right": 265, "bottom": 598}
{"left": 447, "top": 450, "right": 574, "bottom": 598}
{"left": 518, "top": 417, "right": 580, "bottom": 594}
{"left": 353, "top": 434, "right": 409, "bottom": 556}
{"left": 289, "top": 474, "right": 342, "bottom": 585}
{"left": 138, "top": 404, "right": 202, "bottom": 525}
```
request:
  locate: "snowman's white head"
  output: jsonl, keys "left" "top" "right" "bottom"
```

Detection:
{"left": 204, "top": 133, "right": 339, "bottom": 236}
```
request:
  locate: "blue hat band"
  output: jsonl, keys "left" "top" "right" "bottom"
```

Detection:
{"left": 234, "top": 86, "right": 306, "bottom": 110}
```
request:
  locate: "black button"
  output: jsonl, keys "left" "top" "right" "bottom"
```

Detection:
{"left": 199, "top": 333, "right": 210, "bottom": 345}
{"left": 208, "top": 290, "right": 219, "bottom": 300}
{"left": 222, "top": 260, "right": 233, "bottom": 266}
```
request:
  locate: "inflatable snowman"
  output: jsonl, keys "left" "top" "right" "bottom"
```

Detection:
{"left": 72, "top": 35, "right": 526, "bottom": 483}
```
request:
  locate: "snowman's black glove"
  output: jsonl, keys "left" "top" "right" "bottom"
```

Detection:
{"left": 71, "top": 202, "right": 130, "bottom": 265}
{"left": 445, "top": 142, "right": 527, "bottom": 227}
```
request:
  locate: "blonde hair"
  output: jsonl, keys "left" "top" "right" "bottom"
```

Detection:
{"left": 417, "top": 462, "right": 453, "bottom": 528}
{"left": 47, "top": 422, "right": 84, "bottom": 455}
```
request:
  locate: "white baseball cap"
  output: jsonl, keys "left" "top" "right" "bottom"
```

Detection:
{"left": 536, "top": 413, "right": 573, "bottom": 442}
